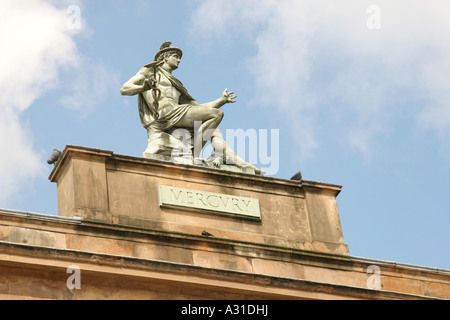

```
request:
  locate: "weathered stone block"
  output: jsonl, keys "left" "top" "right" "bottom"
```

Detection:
{"left": 49, "top": 145, "right": 348, "bottom": 254}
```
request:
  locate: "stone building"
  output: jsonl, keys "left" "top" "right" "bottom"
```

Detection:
{"left": 0, "top": 145, "right": 448, "bottom": 300}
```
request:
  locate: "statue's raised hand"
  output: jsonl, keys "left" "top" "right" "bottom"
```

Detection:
{"left": 222, "top": 88, "right": 237, "bottom": 104}
{"left": 143, "top": 78, "right": 152, "bottom": 91}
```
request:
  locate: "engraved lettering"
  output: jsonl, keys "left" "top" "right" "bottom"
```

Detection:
{"left": 241, "top": 199, "right": 251, "bottom": 213}
{"left": 232, "top": 198, "right": 242, "bottom": 212}
{"left": 171, "top": 189, "right": 183, "bottom": 201}
{"left": 186, "top": 192, "right": 195, "bottom": 204}
{"left": 160, "top": 186, "right": 260, "bottom": 219}
{"left": 219, "top": 195, "right": 229, "bottom": 208}
{"left": 196, "top": 193, "right": 207, "bottom": 206}
{"left": 207, "top": 195, "right": 219, "bottom": 208}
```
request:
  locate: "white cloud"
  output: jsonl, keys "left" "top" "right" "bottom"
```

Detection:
{"left": 189, "top": 0, "right": 450, "bottom": 161}
{"left": 0, "top": 0, "right": 78, "bottom": 205}
{"left": 0, "top": 0, "right": 78, "bottom": 111}
{"left": 0, "top": 112, "right": 43, "bottom": 206}
{"left": 0, "top": 0, "right": 113, "bottom": 206}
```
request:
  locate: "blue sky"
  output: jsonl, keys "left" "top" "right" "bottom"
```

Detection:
{"left": 1, "top": 0, "right": 449, "bottom": 270}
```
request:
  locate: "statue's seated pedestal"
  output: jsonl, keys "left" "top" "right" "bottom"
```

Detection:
{"left": 49, "top": 145, "right": 348, "bottom": 255}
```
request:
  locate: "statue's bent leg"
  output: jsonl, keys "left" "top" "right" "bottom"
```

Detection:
{"left": 174, "top": 106, "right": 263, "bottom": 174}
{"left": 174, "top": 106, "right": 223, "bottom": 158}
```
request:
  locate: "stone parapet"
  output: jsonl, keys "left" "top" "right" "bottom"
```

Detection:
{"left": 49, "top": 145, "right": 348, "bottom": 255}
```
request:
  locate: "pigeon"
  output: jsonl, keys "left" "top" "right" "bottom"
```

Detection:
{"left": 201, "top": 230, "right": 214, "bottom": 237}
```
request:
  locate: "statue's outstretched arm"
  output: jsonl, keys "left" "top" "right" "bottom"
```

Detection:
{"left": 200, "top": 89, "right": 237, "bottom": 109}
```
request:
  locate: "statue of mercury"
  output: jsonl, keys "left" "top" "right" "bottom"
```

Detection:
{"left": 120, "top": 42, "right": 263, "bottom": 175}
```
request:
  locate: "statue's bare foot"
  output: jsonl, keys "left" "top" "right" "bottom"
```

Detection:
{"left": 212, "top": 157, "right": 222, "bottom": 167}
{"left": 207, "top": 153, "right": 265, "bottom": 175}
{"left": 193, "top": 157, "right": 207, "bottom": 165}
{"left": 206, "top": 153, "right": 223, "bottom": 167}
{"left": 232, "top": 157, "right": 265, "bottom": 175}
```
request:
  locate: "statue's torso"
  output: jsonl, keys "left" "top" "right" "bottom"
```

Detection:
{"left": 142, "top": 70, "right": 181, "bottom": 119}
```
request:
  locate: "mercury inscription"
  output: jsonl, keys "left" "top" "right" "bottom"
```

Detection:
{"left": 159, "top": 185, "right": 261, "bottom": 219}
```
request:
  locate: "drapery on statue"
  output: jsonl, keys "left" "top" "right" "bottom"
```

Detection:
{"left": 121, "top": 42, "right": 263, "bottom": 175}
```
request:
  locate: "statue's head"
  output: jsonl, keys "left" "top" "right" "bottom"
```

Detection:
{"left": 154, "top": 41, "right": 183, "bottom": 62}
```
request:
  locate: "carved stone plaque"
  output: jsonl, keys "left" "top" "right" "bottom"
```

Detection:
{"left": 159, "top": 185, "right": 261, "bottom": 219}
